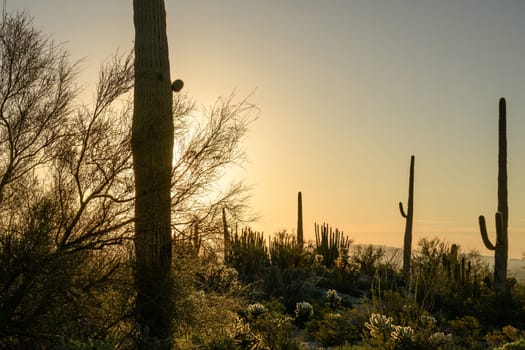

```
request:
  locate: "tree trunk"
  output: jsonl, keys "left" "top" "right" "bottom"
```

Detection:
{"left": 132, "top": 0, "right": 174, "bottom": 346}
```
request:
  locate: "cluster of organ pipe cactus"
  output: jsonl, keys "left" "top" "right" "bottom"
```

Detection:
{"left": 442, "top": 245, "right": 469, "bottom": 283}
{"left": 440, "top": 244, "right": 481, "bottom": 298}
{"left": 314, "top": 223, "right": 352, "bottom": 268}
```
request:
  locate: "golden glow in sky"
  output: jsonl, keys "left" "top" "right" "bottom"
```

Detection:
{"left": 14, "top": 0, "right": 525, "bottom": 258}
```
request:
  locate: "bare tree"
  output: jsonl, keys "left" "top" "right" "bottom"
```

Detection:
{"left": 0, "top": 6, "right": 257, "bottom": 347}
{"left": 0, "top": 10, "right": 76, "bottom": 206}
{"left": 171, "top": 93, "right": 257, "bottom": 255}
{"left": 0, "top": 11, "right": 135, "bottom": 346}
{"left": 51, "top": 51, "right": 134, "bottom": 253}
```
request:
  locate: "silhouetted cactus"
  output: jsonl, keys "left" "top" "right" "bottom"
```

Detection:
{"left": 314, "top": 223, "right": 351, "bottom": 268}
{"left": 223, "top": 207, "right": 230, "bottom": 262}
{"left": 269, "top": 231, "right": 303, "bottom": 269}
{"left": 228, "top": 227, "right": 269, "bottom": 280}
{"left": 478, "top": 97, "right": 509, "bottom": 293}
{"left": 442, "top": 244, "right": 458, "bottom": 280}
{"left": 399, "top": 155, "right": 415, "bottom": 279}
{"left": 192, "top": 219, "right": 200, "bottom": 256}
{"left": 297, "top": 191, "right": 303, "bottom": 248}
{"left": 440, "top": 244, "right": 479, "bottom": 297}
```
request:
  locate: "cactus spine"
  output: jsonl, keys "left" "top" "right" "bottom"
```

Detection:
{"left": 297, "top": 191, "right": 303, "bottom": 248}
{"left": 478, "top": 97, "right": 508, "bottom": 292}
{"left": 399, "top": 155, "right": 415, "bottom": 279}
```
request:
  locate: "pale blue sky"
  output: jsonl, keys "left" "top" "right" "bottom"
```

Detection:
{"left": 12, "top": 1, "right": 525, "bottom": 258}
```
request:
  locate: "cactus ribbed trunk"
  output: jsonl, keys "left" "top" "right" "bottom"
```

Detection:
{"left": 478, "top": 97, "right": 508, "bottom": 293}
{"left": 132, "top": 0, "right": 174, "bottom": 346}
{"left": 297, "top": 191, "right": 303, "bottom": 247}
{"left": 399, "top": 155, "right": 415, "bottom": 279}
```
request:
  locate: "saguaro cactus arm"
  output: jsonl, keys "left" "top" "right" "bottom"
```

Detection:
{"left": 399, "top": 202, "right": 407, "bottom": 218}
{"left": 478, "top": 215, "right": 496, "bottom": 250}
{"left": 478, "top": 212, "right": 503, "bottom": 251}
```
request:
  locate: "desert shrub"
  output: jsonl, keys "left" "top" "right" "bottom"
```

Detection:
{"left": 494, "top": 339, "right": 525, "bottom": 350}
{"left": 352, "top": 245, "right": 386, "bottom": 277}
{"left": 306, "top": 307, "right": 367, "bottom": 346}
{"left": 196, "top": 263, "right": 241, "bottom": 294}
{"left": 316, "top": 266, "right": 359, "bottom": 295}
{"left": 228, "top": 228, "right": 270, "bottom": 282}
{"left": 269, "top": 231, "right": 308, "bottom": 269}
{"left": 408, "top": 237, "right": 500, "bottom": 323}
{"left": 0, "top": 198, "right": 134, "bottom": 349}
{"left": 263, "top": 266, "right": 314, "bottom": 311}
{"left": 173, "top": 290, "right": 250, "bottom": 349}
{"left": 242, "top": 300, "right": 304, "bottom": 349}
{"left": 59, "top": 339, "right": 116, "bottom": 350}
{"left": 446, "top": 315, "right": 482, "bottom": 349}
{"left": 195, "top": 315, "right": 265, "bottom": 350}
{"left": 486, "top": 325, "right": 525, "bottom": 348}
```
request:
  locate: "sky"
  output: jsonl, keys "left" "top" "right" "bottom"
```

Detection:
{"left": 11, "top": 0, "right": 525, "bottom": 259}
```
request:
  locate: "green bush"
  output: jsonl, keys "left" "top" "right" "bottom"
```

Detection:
{"left": 306, "top": 308, "right": 365, "bottom": 346}
{"left": 243, "top": 300, "right": 304, "bottom": 349}
{"left": 446, "top": 315, "right": 482, "bottom": 349}
{"left": 494, "top": 339, "right": 525, "bottom": 350}
{"left": 352, "top": 245, "right": 386, "bottom": 277}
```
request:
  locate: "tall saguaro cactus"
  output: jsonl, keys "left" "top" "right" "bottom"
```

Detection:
{"left": 132, "top": 0, "right": 177, "bottom": 346}
{"left": 297, "top": 191, "right": 303, "bottom": 247}
{"left": 399, "top": 155, "right": 415, "bottom": 279}
{"left": 478, "top": 97, "right": 509, "bottom": 293}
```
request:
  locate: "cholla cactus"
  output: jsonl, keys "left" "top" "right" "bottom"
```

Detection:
{"left": 391, "top": 325, "right": 414, "bottom": 343}
{"left": 247, "top": 303, "right": 267, "bottom": 318}
{"left": 227, "top": 315, "right": 264, "bottom": 348}
{"left": 429, "top": 332, "right": 453, "bottom": 346}
{"left": 314, "top": 254, "right": 324, "bottom": 266}
{"left": 328, "top": 313, "right": 342, "bottom": 320}
{"left": 420, "top": 313, "right": 437, "bottom": 326}
{"left": 365, "top": 313, "right": 394, "bottom": 339}
{"left": 326, "top": 289, "right": 342, "bottom": 309}
{"left": 294, "top": 301, "right": 314, "bottom": 324}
